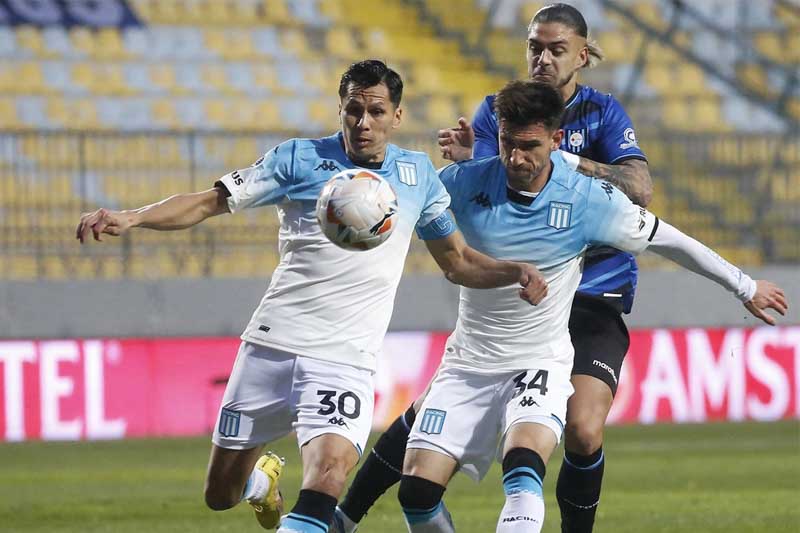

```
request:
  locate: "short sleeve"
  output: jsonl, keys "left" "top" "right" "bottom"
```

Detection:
{"left": 415, "top": 159, "right": 451, "bottom": 229}
{"left": 584, "top": 179, "right": 658, "bottom": 255}
{"left": 215, "top": 140, "right": 296, "bottom": 212}
{"left": 594, "top": 96, "right": 647, "bottom": 164}
{"left": 472, "top": 96, "right": 499, "bottom": 159}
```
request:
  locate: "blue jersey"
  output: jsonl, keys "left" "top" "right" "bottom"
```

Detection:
{"left": 216, "top": 132, "right": 453, "bottom": 370}
{"left": 471, "top": 85, "right": 647, "bottom": 313}
{"left": 436, "top": 153, "right": 658, "bottom": 372}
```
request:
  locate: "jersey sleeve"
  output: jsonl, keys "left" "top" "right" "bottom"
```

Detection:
{"left": 595, "top": 96, "right": 647, "bottom": 164}
{"left": 472, "top": 96, "right": 499, "bottom": 159}
{"left": 583, "top": 178, "right": 658, "bottom": 255}
{"left": 415, "top": 158, "right": 452, "bottom": 230}
{"left": 215, "top": 140, "right": 296, "bottom": 212}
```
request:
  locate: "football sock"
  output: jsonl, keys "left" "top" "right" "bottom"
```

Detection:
{"left": 339, "top": 404, "right": 417, "bottom": 523}
{"left": 332, "top": 506, "right": 358, "bottom": 533}
{"left": 399, "top": 475, "right": 454, "bottom": 533}
{"left": 241, "top": 467, "right": 270, "bottom": 503}
{"left": 556, "top": 447, "right": 604, "bottom": 533}
{"left": 278, "top": 489, "right": 336, "bottom": 533}
{"left": 496, "top": 447, "right": 546, "bottom": 533}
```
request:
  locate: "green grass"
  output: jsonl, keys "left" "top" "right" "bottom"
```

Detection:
{"left": 1, "top": 421, "right": 798, "bottom": 532}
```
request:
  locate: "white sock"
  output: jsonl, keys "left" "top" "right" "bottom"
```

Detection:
{"left": 241, "top": 467, "right": 270, "bottom": 503}
{"left": 403, "top": 501, "right": 455, "bottom": 532}
{"left": 334, "top": 506, "right": 359, "bottom": 532}
{"left": 495, "top": 491, "right": 544, "bottom": 532}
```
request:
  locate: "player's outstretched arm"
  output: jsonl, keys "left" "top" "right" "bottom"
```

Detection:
{"left": 76, "top": 186, "right": 229, "bottom": 243}
{"left": 437, "top": 117, "right": 475, "bottom": 162}
{"left": 646, "top": 221, "right": 788, "bottom": 325}
{"left": 425, "top": 229, "right": 548, "bottom": 305}
{"left": 564, "top": 153, "right": 653, "bottom": 207}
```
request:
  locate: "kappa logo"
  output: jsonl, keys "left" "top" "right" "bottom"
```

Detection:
{"left": 471, "top": 192, "right": 492, "bottom": 208}
{"left": 600, "top": 181, "right": 614, "bottom": 200}
{"left": 314, "top": 160, "right": 340, "bottom": 172}
{"left": 519, "top": 396, "right": 540, "bottom": 408}
{"left": 328, "top": 417, "right": 348, "bottom": 427}
{"left": 547, "top": 201, "right": 572, "bottom": 230}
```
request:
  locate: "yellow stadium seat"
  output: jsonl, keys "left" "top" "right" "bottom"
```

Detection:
{"left": 16, "top": 25, "right": 49, "bottom": 57}
{"left": 281, "top": 28, "right": 316, "bottom": 59}
{"left": 261, "top": 0, "right": 293, "bottom": 25}
{"left": 149, "top": 64, "right": 182, "bottom": 94}
{"left": 202, "top": 64, "right": 239, "bottom": 95}
{"left": 18, "top": 62, "right": 46, "bottom": 94}
{"left": 325, "top": 27, "right": 362, "bottom": 60}
{"left": 69, "top": 27, "right": 97, "bottom": 57}
{"left": 0, "top": 99, "right": 20, "bottom": 129}
{"left": 95, "top": 28, "right": 127, "bottom": 60}
{"left": 427, "top": 95, "right": 460, "bottom": 129}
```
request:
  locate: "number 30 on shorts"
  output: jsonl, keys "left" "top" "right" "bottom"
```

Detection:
{"left": 512, "top": 370, "right": 549, "bottom": 398}
{"left": 316, "top": 390, "right": 362, "bottom": 419}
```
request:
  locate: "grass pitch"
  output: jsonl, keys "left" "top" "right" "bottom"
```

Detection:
{"left": 1, "top": 421, "right": 798, "bottom": 532}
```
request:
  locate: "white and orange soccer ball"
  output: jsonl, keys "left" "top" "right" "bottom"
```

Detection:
{"left": 315, "top": 169, "right": 398, "bottom": 251}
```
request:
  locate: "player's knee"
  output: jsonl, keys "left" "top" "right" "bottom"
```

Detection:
{"left": 564, "top": 416, "right": 604, "bottom": 455}
{"left": 397, "top": 475, "right": 445, "bottom": 510}
{"left": 203, "top": 481, "right": 240, "bottom": 511}
{"left": 304, "top": 454, "right": 352, "bottom": 496}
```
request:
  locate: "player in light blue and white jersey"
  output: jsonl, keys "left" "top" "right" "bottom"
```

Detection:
{"left": 75, "top": 60, "right": 547, "bottom": 533}
{"left": 397, "top": 81, "right": 787, "bottom": 533}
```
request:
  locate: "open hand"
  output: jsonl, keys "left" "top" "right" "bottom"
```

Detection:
{"left": 744, "top": 280, "right": 788, "bottom": 325}
{"left": 437, "top": 117, "right": 475, "bottom": 162}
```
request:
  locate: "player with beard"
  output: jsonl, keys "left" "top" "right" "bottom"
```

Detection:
{"left": 333, "top": 5, "right": 654, "bottom": 533}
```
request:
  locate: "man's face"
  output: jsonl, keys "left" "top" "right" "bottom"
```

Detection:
{"left": 526, "top": 22, "right": 588, "bottom": 89}
{"left": 499, "top": 120, "right": 563, "bottom": 187}
{"left": 339, "top": 82, "right": 401, "bottom": 164}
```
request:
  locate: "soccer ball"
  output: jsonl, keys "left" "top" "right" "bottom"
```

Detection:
{"left": 316, "top": 169, "right": 398, "bottom": 251}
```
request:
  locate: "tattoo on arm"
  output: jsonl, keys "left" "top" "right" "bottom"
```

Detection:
{"left": 576, "top": 158, "right": 653, "bottom": 207}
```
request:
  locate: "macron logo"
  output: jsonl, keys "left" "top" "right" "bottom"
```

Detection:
{"left": 592, "top": 360, "right": 618, "bottom": 384}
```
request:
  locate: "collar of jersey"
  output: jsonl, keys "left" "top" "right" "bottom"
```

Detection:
{"left": 564, "top": 85, "right": 582, "bottom": 109}
{"left": 504, "top": 160, "right": 554, "bottom": 207}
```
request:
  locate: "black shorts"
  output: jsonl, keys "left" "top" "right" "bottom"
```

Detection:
{"left": 569, "top": 293, "right": 630, "bottom": 396}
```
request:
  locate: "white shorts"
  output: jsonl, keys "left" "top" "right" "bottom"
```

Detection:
{"left": 212, "top": 342, "right": 375, "bottom": 456}
{"left": 407, "top": 361, "right": 573, "bottom": 481}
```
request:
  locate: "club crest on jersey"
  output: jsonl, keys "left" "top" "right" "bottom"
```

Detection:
{"left": 420, "top": 408, "right": 447, "bottom": 435}
{"left": 567, "top": 129, "right": 585, "bottom": 151}
{"left": 396, "top": 161, "right": 417, "bottom": 186}
{"left": 547, "top": 202, "right": 572, "bottom": 230}
{"left": 218, "top": 408, "right": 241, "bottom": 437}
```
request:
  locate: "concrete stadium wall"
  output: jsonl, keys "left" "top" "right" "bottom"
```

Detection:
{"left": 1, "top": 267, "right": 797, "bottom": 339}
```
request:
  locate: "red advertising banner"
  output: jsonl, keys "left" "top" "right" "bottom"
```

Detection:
{"left": 1, "top": 327, "right": 798, "bottom": 442}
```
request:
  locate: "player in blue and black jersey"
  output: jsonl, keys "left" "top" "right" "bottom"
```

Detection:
{"left": 333, "top": 5, "right": 654, "bottom": 533}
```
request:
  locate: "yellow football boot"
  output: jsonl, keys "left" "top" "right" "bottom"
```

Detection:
{"left": 249, "top": 452, "right": 285, "bottom": 529}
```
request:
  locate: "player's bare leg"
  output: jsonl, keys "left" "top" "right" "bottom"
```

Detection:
{"left": 496, "top": 422, "right": 558, "bottom": 533}
{"left": 278, "top": 433, "right": 359, "bottom": 533}
{"left": 398, "top": 448, "right": 458, "bottom": 532}
{"left": 334, "top": 386, "right": 431, "bottom": 531}
{"left": 556, "top": 375, "right": 614, "bottom": 533}
{"left": 204, "top": 444, "right": 266, "bottom": 509}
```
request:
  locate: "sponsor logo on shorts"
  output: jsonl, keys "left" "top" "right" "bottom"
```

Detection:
{"left": 420, "top": 408, "right": 447, "bottom": 435}
{"left": 519, "top": 396, "right": 540, "bottom": 408}
{"left": 218, "top": 408, "right": 240, "bottom": 438}
{"left": 328, "top": 416, "right": 348, "bottom": 427}
{"left": 592, "top": 359, "right": 618, "bottom": 384}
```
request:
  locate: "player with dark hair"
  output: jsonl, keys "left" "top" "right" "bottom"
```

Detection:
{"left": 398, "top": 80, "right": 785, "bottom": 533}
{"left": 76, "top": 59, "right": 547, "bottom": 533}
{"left": 333, "top": 5, "right": 655, "bottom": 532}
